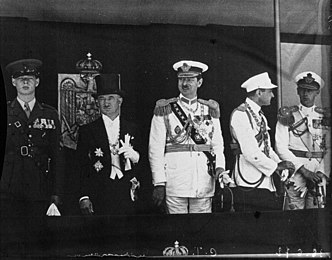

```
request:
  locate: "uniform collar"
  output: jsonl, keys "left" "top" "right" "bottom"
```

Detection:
{"left": 179, "top": 94, "right": 197, "bottom": 105}
{"left": 245, "top": 97, "right": 261, "bottom": 114}
{"left": 16, "top": 97, "right": 36, "bottom": 111}
{"left": 299, "top": 104, "right": 316, "bottom": 116}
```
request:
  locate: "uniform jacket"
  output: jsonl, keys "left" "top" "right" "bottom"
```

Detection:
{"left": 77, "top": 116, "right": 141, "bottom": 215}
{"left": 149, "top": 96, "right": 225, "bottom": 198}
{"left": 230, "top": 98, "right": 280, "bottom": 192}
{"left": 1, "top": 99, "right": 64, "bottom": 201}
{"left": 275, "top": 104, "right": 330, "bottom": 188}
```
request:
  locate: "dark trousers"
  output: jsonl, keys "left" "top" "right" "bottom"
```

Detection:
{"left": 231, "top": 186, "right": 283, "bottom": 212}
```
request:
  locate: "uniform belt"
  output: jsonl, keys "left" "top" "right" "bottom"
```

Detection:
{"left": 290, "top": 149, "right": 325, "bottom": 159}
{"left": 165, "top": 144, "right": 212, "bottom": 153}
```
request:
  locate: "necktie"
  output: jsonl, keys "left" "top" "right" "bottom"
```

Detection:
{"left": 24, "top": 102, "right": 31, "bottom": 118}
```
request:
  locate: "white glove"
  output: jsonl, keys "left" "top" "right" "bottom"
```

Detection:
{"left": 118, "top": 141, "right": 140, "bottom": 163}
{"left": 218, "top": 170, "right": 235, "bottom": 188}
{"left": 46, "top": 203, "right": 61, "bottom": 216}
{"left": 280, "top": 170, "right": 289, "bottom": 182}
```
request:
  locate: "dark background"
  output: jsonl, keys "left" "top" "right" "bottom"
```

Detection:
{"left": 0, "top": 17, "right": 277, "bottom": 215}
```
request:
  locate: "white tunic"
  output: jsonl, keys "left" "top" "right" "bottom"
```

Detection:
{"left": 275, "top": 104, "right": 330, "bottom": 188}
{"left": 230, "top": 98, "right": 281, "bottom": 192}
{"left": 149, "top": 95, "right": 225, "bottom": 198}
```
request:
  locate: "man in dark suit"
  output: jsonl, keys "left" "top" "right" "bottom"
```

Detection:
{"left": 1, "top": 59, "right": 64, "bottom": 217}
{"left": 77, "top": 74, "right": 141, "bottom": 215}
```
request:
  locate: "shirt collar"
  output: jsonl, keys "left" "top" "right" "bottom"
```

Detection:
{"left": 245, "top": 97, "right": 261, "bottom": 114}
{"left": 179, "top": 94, "right": 197, "bottom": 105}
{"left": 17, "top": 97, "right": 36, "bottom": 111}
{"left": 102, "top": 114, "right": 120, "bottom": 126}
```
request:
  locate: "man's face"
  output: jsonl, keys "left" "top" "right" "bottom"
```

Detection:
{"left": 97, "top": 94, "right": 122, "bottom": 117}
{"left": 12, "top": 75, "right": 39, "bottom": 96}
{"left": 178, "top": 77, "right": 202, "bottom": 99}
{"left": 297, "top": 87, "right": 319, "bottom": 107}
{"left": 258, "top": 89, "right": 274, "bottom": 106}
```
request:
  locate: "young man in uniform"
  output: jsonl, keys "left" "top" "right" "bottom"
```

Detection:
{"left": 1, "top": 58, "right": 64, "bottom": 216}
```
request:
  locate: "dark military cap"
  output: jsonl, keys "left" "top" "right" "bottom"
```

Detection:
{"left": 93, "top": 73, "right": 125, "bottom": 99}
{"left": 5, "top": 59, "right": 42, "bottom": 78}
{"left": 295, "top": 71, "right": 324, "bottom": 90}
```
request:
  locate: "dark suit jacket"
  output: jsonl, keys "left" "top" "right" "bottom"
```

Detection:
{"left": 1, "top": 99, "right": 64, "bottom": 201}
{"left": 77, "top": 116, "right": 141, "bottom": 215}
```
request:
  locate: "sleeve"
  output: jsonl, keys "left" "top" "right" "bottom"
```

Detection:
{"left": 211, "top": 117, "right": 226, "bottom": 169}
{"left": 148, "top": 115, "right": 167, "bottom": 185}
{"left": 76, "top": 126, "right": 93, "bottom": 198}
{"left": 230, "top": 111, "right": 278, "bottom": 177}
{"left": 317, "top": 129, "right": 331, "bottom": 178}
{"left": 50, "top": 109, "right": 65, "bottom": 197}
{"left": 275, "top": 121, "right": 304, "bottom": 172}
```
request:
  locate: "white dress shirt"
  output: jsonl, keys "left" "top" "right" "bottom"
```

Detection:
{"left": 102, "top": 114, "right": 123, "bottom": 179}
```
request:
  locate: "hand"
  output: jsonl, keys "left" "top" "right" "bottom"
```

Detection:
{"left": 152, "top": 186, "right": 165, "bottom": 207}
{"left": 80, "top": 198, "right": 94, "bottom": 215}
{"left": 298, "top": 166, "right": 322, "bottom": 184}
{"left": 276, "top": 161, "right": 295, "bottom": 172}
{"left": 50, "top": 195, "right": 62, "bottom": 207}
{"left": 118, "top": 141, "right": 139, "bottom": 163}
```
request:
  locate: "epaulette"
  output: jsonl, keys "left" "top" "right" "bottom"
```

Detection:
{"left": 235, "top": 103, "right": 248, "bottom": 112}
{"left": 198, "top": 98, "right": 220, "bottom": 118}
{"left": 277, "top": 106, "right": 298, "bottom": 126}
{"left": 315, "top": 107, "right": 330, "bottom": 117}
{"left": 41, "top": 103, "right": 57, "bottom": 111}
{"left": 153, "top": 97, "right": 177, "bottom": 116}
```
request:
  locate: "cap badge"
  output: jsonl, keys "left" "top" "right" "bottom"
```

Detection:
{"left": 181, "top": 63, "right": 191, "bottom": 72}
{"left": 304, "top": 73, "right": 314, "bottom": 84}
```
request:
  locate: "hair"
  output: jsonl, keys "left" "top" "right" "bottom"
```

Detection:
{"left": 196, "top": 74, "right": 202, "bottom": 81}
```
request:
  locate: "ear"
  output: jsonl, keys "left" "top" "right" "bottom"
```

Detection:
{"left": 12, "top": 78, "right": 16, "bottom": 87}
{"left": 35, "top": 78, "right": 40, "bottom": 87}
{"left": 197, "top": 78, "right": 203, "bottom": 88}
{"left": 118, "top": 96, "right": 123, "bottom": 105}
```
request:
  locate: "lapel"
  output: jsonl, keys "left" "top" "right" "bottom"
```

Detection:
{"left": 92, "top": 117, "right": 111, "bottom": 161}
{"left": 9, "top": 99, "right": 28, "bottom": 123}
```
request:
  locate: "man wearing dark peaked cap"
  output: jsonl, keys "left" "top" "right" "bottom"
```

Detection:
{"left": 1, "top": 59, "right": 64, "bottom": 217}
{"left": 77, "top": 73, "right": 142, "bottom": 215}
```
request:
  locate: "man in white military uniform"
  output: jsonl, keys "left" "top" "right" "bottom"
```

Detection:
{"left": 230, "top": 72, "right": 295, "bottom": 212}
{"left": 275, "top": 71, "right": 330, "bottom": 210}
{"left": 149, "top": 60, "right": 226, "bottom": 214}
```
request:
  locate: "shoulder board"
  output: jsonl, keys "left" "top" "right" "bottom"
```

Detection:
{"left": 197, "top": 98, "right": 220, "bottom": 118}
{"left": 314, "top": 106, "right": 330, "bottom": 117}
{"left": 41, "top": 103, "right": 57, "bottom": 111}
{"left": 153, "top": 97, "right": 177, "bottom": 116}
{"left": 290, "top": 105, "right": 299, "bottom": 112}
{"left": 277, "top": 106, "right": 296, "bottom": 126}
{"left": 235, "top": 103, "right": 248, "bottom": 112}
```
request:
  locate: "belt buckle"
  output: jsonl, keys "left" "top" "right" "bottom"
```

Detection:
{"left": 20, "top": 146, "right": 29, "bottom": 156}
{"left": 305, "top": 151, "right": 312, "bottom": 158}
